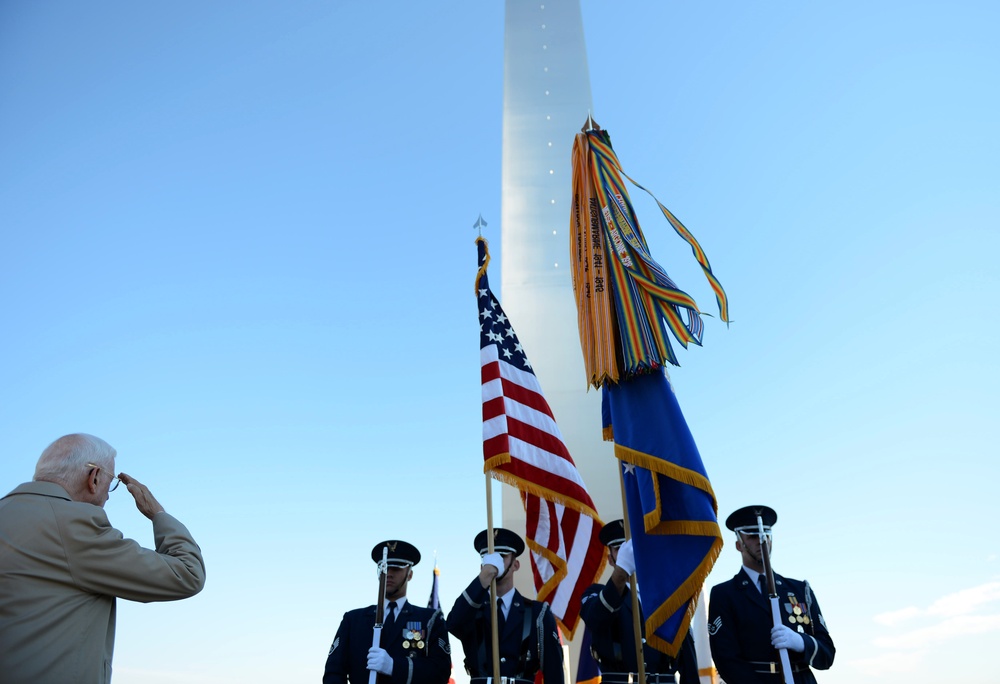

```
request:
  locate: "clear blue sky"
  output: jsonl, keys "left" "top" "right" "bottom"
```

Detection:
{"left": 1, "top": 2, "right": 997, "bottom": 683}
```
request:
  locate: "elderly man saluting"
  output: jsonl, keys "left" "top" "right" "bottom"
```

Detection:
{"left": 0, "top": 433, "right": 206, "bottom": 684}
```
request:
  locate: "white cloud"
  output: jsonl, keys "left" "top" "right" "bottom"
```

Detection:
{"left": 927, "top": 582, "right": 1000, "bottom": 618}
{"left": 872, "top": 581, "right": 1000, "bottom": 625}
{"left": 863, "top": 581, "right": 1000, "bottom": 670}
{"left": 874, "top": 614, "right": 1000, "bottom": 650}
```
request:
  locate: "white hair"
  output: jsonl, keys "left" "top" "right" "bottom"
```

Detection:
{"left": 33, "top": 434, "right": 116, "bottom": 486}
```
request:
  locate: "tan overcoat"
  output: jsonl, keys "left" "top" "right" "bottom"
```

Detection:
{"left": 0, "top": 481, "right": 206, "bottom": 683}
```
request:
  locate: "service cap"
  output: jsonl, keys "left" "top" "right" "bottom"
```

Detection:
{"left": 725, "top": 505, "right": 778, "bottom": 536}
{"left": 599, "top": 519, "right": 626, "bottom": 548}
{"left": 474, "top": 528, "right": 525, "bottom": 557}
{"left": 371, "top": 540, "right": 421, "bottom": 568}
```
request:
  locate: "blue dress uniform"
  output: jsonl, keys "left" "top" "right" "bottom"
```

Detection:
{"left": 708, "top": 571, "right": 834, "bottom": 683}
{"left": 580, "top": 582, "right": 699, "bottom": 684}
{"left": 324, "top": 540, "right": 452, "bottom": 684}
{"left": 580, "top": 519, "right": 699, "bottom": 684}
{"left": 447, "top": 578, "right": 563, "bottom": 684}
{"left": 708, "top": 506, "right": 835, "bottom": 684}
{"left": 446, "top": 528, "right": 564, "bottom": 684}
{"left": 324, "top": 601, "right": 451, "bottom": 684}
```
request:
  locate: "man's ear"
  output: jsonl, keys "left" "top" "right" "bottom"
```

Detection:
{"left": 407, "top": 568, "right": 413, "bottom": 582}
{"left": 512, "top": 558, "right": 520, "bottom": 572}
{"left": 87, "top": 467, "right": 100, "bottom": 494}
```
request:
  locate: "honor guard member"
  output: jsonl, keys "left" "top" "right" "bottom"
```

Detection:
{"left": 708, "top": 506, "right": 835, "bottom": 683}
{"left": 580, "top": 520, "right": 699, "bottom": 684}
{"left": 324, "top": 540, "right": 452, "bottom": 684}
{"left": 446, "top": 528, "right": 564, "bottom": 684}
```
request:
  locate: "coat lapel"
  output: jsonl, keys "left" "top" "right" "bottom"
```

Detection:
{"left": 390, "top": 603, "right": 408, "bottom": 642}
{"left": 378, "top": 602, "right": 406, "bottom": 647}
{"left": 736, "top": 569, "right": 772, "bottom": 613}
{"left": 505, "top": 591, "right": 526, "bottom": 639}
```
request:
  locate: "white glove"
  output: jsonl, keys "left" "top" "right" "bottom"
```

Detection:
{"left": 771, "top": 625, "right": 805, "bottom": 652}
{"left": 367, "top": 647, "right": 394, "bottom": 675}
{"left": 614, "top": 540, "right": 635, "bottom": 576}
{"left": 481, "top": 552, "right": 504, "bottom": 575}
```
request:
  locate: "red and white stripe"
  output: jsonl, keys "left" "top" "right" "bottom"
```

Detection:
{"left": 481, "top": 343, "right": 605, "bottom": 635}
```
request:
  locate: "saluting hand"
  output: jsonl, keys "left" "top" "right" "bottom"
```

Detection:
{"left": 118, "top": 473, "right": 166, "bottom": 520}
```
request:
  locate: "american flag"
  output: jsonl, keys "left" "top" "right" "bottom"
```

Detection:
{"left": 475, "top": 236, "right": 606, "bottom": 637}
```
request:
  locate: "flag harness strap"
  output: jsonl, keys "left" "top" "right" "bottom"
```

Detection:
{"left": 474, "top": 607, "right": 533, "bottom": 678}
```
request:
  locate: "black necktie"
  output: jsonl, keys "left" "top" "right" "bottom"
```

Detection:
{"left": 384, "top": 601, "right": 397, "bottom": 634}
{"left": 496, "top": 598, "right": 506, "bottom": 633}
{"left": 758, "top": 575, "right": 768, "bottom": 596}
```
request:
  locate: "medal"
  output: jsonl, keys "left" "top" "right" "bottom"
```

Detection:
{"left": 404, "top": 622, "right": 425, "bottom": 650}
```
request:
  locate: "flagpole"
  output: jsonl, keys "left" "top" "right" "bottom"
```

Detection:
{"left": 485, "top": 475, "right": 503, "bottom": 684}
{"left": 478, "top": 224, "right": 503, "bottom": 684}
{"left": 618, "top": 464, "right": 647, "bottom": 684}
{"left": 369, "top": 546, "right": 389, "bottom": 684}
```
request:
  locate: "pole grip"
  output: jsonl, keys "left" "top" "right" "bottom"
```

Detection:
{"left": 769, "top": 597, "right": 794, "bottom": 684}
{"left": 368, "top": 626, "right": 383, "bottom": 684}
{"left": 485, "top": 475, "right": 502, "bottom": 684}
{"left": 369, "top": 546, "right": 389, "bottom": 684}
{"left": 618, "top": 463, "right": 647, "bottom": 684}
{"left": 757, "top": 514, "right": 794, "bottom": 684}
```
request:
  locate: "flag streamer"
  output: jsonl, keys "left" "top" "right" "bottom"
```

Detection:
{"left": 570, "top": 128, "right": 730, "bottom": 386}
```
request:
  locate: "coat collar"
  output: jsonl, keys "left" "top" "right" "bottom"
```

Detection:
{"left": 506, "top": 589, "right": 525, "bottom": 610}
{"left": 4, "top": 481, "right": 72, "bottom": 501}
{"left": 734, "top": 567, "right": 785, "bottom": 612}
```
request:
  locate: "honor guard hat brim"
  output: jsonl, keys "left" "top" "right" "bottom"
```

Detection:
{"left": 725, "top": 505, "right": 778, "bottom": 535}
{"left": 599, "top": 519, "right": 626, "bottom": 548}
{"left": 371, "top": 540, "right": 421, "bottom": 568}
{"left": 474, "top": 528, "right": 525, "bottom": 557}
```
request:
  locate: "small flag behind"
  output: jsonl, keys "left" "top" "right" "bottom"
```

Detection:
{"left": 476, "top": 236, "right": 606, "bottom": 637}
{"left": 427, "top": 564, "right": 456, "bottom": 684}
{"left": 575, "top": 627, "right": 602, "bottom": 684}
{"left": 427, "top": 565, "right": 441, "bottom": 611}
{"left": 692, "top": 588, "right": 722, "bottom": 684}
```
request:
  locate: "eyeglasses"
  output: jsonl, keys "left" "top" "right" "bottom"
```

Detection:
{"left": 85, "top": 463, "right": 120, "bottom": 492}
